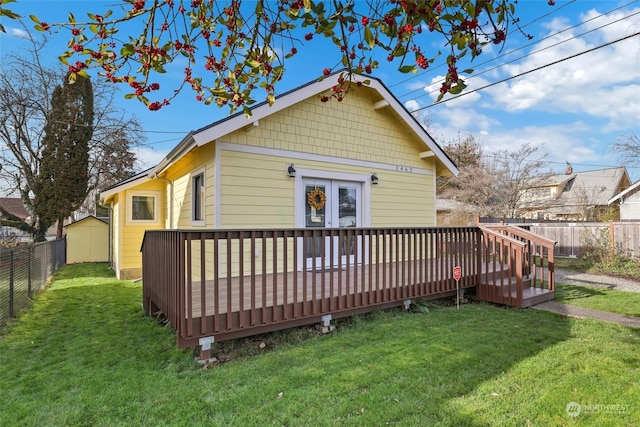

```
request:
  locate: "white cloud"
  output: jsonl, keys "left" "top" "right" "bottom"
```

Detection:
{"left": 133, "top": 146, "right": 169, "bottom": 170}
{"left": 9, "top": 27, "right": 29, "bottom": 38}
{"left": 404, "top": 99, "right": 420, "bottom": 112}
{"left": 493, "top": 6, "right": 640, "bottom": 128}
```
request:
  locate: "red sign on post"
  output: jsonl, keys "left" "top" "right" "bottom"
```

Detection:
{"left": 453, "top": 266, "right": 462, "bottom": 281}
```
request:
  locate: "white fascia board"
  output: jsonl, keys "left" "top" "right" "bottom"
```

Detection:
{"left": 192, "top": 78, "right": 336, "bottom": 146}
{"left": 608, "top": 180, "right": 640, "bottom": 204}
{"left": 363, "top": 78, "right": 458, "bottom": 177}
{"left": 149, "top": 133, "right": 197, "bottom": 177}
{"left": 190, "top": 72, "right": 457, "bottom": 176}
{"left": 100, "top": 174, "right": 151, "bottom": 202}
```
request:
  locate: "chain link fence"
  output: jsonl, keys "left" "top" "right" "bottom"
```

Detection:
{"left": 0, "top": 239, "right": 66, "bottom": 328}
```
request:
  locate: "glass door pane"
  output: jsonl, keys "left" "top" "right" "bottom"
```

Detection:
{"left": 304, "top": 182, "right": 330, "bottom": 264}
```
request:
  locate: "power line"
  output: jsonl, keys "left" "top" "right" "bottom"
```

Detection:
{"left": 388, "top": 0, "right": 581, "bottom": 89}
{"left": 480, "top": 154, "right": 640, "bottom": 170}
{"left": 396, "top": 0, "right": 640, "bottom": 100}
{"left": 414, "top": 30, "right": 640, "bottom": 111}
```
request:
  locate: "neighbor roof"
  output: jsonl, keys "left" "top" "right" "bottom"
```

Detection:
{"left": 608, "top": 179, "right": 640, "bottom": 205}
{"left": 0, "top": 197, "right": 29, "bottom": 220}
{"left": 524, "top": 167, "right": 630, "bottom": 212}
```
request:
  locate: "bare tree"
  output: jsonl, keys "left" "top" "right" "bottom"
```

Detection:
{"left": 438, "top": 133, "right": 496, "bottom": 217}
{"left": 488, "top": 143, "right": 550, "bottom": 218}
{"left": 612, "top": 134, "right": 640, "bottom": 169}
{"left": 0, "top": 27, "right": 144, "bottom": 240}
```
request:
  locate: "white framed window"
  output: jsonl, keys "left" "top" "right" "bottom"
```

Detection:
{"left": 192, "top": 169, "right": 206, "bottom": 226}
{"left": 126, "top": 190, "right": 160, "bottom": 225}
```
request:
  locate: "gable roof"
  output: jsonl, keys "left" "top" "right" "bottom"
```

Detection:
{"left": 559, "top": 167, "right": 629, "bottom": 206}
{"left": 608, "top": 179, "right": 640, "bottom": 205}
{"left": 0, "top": 197, "right": 28, "bottom": 220}
{"left": 64, "top": 214, "right": 109, "bottom": 228}
{"left": 100, "top": 167, "right": 154, "bottom": 202}
{"left": 522, "top": 167, "right": 630, "bottom": 214}
{"left": 149, "top": 70, "right": 458, "bottom": 178}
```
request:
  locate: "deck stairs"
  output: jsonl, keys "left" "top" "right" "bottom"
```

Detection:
{"left": 478, "top": 225, "right": 556, "bottom": 308}
{"left": 479, "top": 267, "right": 555, "bottom": 308}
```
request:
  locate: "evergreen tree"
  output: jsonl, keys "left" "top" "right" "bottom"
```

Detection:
{"left": 35, "top": 73, "right": 94, "bottom": 240}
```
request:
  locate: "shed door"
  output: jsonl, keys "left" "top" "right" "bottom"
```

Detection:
{"left": 303, "top": 179, "right": 362, "bottom": 269}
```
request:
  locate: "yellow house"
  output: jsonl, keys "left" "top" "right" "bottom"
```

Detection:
{"left": 101, "top": 72, "right": 458, "bottom": 280}
{"left": 64, "top": 215, "right": 109, "bottom": 264}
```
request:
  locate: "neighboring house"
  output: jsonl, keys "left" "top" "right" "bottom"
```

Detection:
{"left": 0, "top": 197, "right": 30, "bottom": 243}
{"left": 100, "top": 72, "right": 458, "bottom": 280}
{"left": 518, "top": 166, "right": 631, "bottom": 221}
{"left": 64, "top": 215, "right": 109, "bottom": 263}
{"left": 608, "top": 180, "right": 640, "bottom": 221}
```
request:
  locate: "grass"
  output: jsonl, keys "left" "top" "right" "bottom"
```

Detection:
{"left": 1, "top": 263, "right": 639, "bottom": 426}
{"left": 555, "top": 256, "right": 640, "bottom": 281}
{"left": 555, "top": 283, "right": 640, "bottom": 318}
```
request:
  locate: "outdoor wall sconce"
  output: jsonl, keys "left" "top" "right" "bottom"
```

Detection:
{"left": 371, "top": 173, "right": 379, "bottom": 185}
{"left": 287, "top": 164, "right": 296, "bottom": 178}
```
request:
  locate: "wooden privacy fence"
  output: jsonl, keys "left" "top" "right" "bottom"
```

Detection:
{"left": 141, "top": 227, "right": 481, "bottom": 357}
{"left": 525, "top": 222, "right": 639, "bottom": 258}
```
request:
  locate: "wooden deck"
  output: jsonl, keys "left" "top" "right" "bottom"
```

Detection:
{"left": 188, "top": 260, "right": 479, "bottom": 318}
{"left": 141, "top": 226, "right": 555, "bottom": 357}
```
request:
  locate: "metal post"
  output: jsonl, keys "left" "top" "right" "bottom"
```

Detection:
{"left": 28, "top": 246, "right": 33, "bottom": 298}
{"left": 9, "top": 250, "right": 14, "bottom": 318}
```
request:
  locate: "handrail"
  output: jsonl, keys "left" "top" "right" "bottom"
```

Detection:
{"left": 479, "top": 226, "right": 527, "bottom": 248}
{"left": 141, "top": 226, "right": 481, "bottom": 354}
{"left": 479, "top": 227, "right": 526, "bottom": 306}
{"left": 482, "top": 224, "right": 557, "bottom": 248}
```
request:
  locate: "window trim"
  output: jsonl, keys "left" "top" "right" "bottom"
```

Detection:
{"left": 191, "top": 168, "right": 206, "bottom": 226}
{"left": 126, "top": 190, "right": 160, "bottom": 225}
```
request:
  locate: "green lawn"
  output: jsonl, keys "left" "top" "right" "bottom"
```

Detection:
{"left": 555, "top": 282, "right": 640, "bottom": 317}
{"left": 1, "top": 264, "right": 638, "bottom": 426}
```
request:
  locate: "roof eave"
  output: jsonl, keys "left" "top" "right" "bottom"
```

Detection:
{"left": 189, "top": 71, "right": 458, "bottom": 177}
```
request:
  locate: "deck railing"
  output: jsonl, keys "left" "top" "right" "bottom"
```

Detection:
{"left": 141, "top": 227, "right": 481, "bottom": 355}
{"left": 478, "top": 225, "right": 555, "bottom": 307}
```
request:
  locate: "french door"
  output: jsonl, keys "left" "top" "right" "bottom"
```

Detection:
{"left": 303, "top": 179, "right": 362, "bottom": 269}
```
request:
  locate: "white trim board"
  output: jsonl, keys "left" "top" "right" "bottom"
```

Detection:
{"left": 216, "top": 142, "right": 435, "bottom": 176}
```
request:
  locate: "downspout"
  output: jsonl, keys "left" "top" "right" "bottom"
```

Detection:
{"left": 152, "top": 174, "right": 174, "bottom": 228}
{"left": 107, "top": 201, "right": 113, "bottom": 269}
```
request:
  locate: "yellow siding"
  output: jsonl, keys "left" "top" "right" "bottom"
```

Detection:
{"left": 119, "top": 180, "right": 166, "bottom": 278}
{"left": 220, "top": 150, "right": 296, "bottom": 228}
{"left": 372, "top": 171, "right": 435, "bottom": 226}
{"left": 162, "top": 142, "right": 216, "bottom": 228}
{"left": 66, "top": 217, "right": 109, "bottom": 263}
{"left": 216, "top": 86, "right": 436, "bottom": 229}
{"left": 109, "top": 84, "right": 440, "bottom": 280}
{"left": 222, "top": 87, "right": 435, "bottom": 171}
{"left": 219, "top": 153, "right": 434, "bottom": 229}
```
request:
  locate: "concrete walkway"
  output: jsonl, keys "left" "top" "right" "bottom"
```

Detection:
{"left": 532, "top": 301, "right": 640, "bottom": 328}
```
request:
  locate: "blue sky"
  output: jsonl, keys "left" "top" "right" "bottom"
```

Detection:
{"left": 2, "top": 0, "right": 640, "bottom": 182}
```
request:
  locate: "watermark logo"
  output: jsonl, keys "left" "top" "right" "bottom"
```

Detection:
{"left": 566, "top": 401, "right": 581, "bottom": 418}
{"left": 566, "top": 401, "right": 629, "bottom": 418}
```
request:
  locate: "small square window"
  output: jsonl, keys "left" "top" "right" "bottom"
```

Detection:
{"left": 127, "top": 191, "right": 159, "bottom": 224}
{"left": 132, "top": 195, "right": 155, "bottom": 221}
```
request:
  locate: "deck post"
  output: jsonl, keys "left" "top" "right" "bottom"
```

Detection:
{"left": 198, "top": 336, "right": 215, "bottom": 361}
{"left": 320, "top": 314, "right": 335, "bottom": 334}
